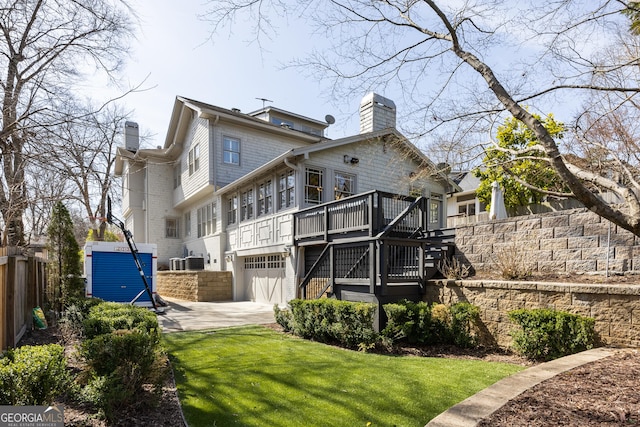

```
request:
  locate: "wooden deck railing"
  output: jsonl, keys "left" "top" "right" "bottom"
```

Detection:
{"left": 299, "top": 235, "right": 453, "bottom": 299}
{"left": 294, "top": 191, "right": 427, "bottom": 242}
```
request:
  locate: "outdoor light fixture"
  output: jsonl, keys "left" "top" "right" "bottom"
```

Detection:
{"left": 343, "top": 155, "right": 359, "bottom": 164}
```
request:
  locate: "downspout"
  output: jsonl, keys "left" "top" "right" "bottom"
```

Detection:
{"left": 284, "top": 155, "right": 301, "bottom": 293}
{"left": 284, "top": 156, "right": 299, "bottom": 171}
{"left": 211, "top": 114, "right": 219, "bottom": 190}
{"left": 145, "top": 159, "right": 150, "bottom": 243}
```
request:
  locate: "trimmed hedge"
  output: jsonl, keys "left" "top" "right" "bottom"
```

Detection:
{"left": 275, "top": 299, "right": 481, "bottom": 350}
{"left": 0, "top": 344, "right": 69, "bottom": 405}
{"left": 508, "top": 308, "right": 596, "bottom": 361}
{"left": 79, "top": 301, "right": 165, "bottom": 420}
{"left": 276, "top": 299, "right": 378, "bottom": 349}
{"left": 82, "top": 301, "right": 159, "bottom": 339}
{"left": 382, "top": 300, "right": 480, "bottom": 348}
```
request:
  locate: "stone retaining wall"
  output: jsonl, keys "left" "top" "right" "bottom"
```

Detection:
{"left": 157, "top": 271, "right": 232, "bottom": 302}
{"left": 426, "top": 279, "right": 640, "bottom": 348}
{"left": 456, "top": 207, "right": 639, "bottom": 274}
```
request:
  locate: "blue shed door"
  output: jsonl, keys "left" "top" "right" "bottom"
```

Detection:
{"left": 92, "top": 251, "right": 153, "bottom": 303}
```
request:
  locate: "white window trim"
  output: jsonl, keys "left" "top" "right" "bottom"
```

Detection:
{"left": 165, "top": 218, "right": 179, "bottom": 239}
{"left": 223, "top": 136, "right": 241, "bottom": 166}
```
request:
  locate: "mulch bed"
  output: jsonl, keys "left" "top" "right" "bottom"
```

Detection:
{"left": 478, "top": 349, "right": 640, "bottom": 426}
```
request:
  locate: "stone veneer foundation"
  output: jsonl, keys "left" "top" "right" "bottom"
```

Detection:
{"left": 426, "top": 279, "right": 640, "bottom": 348}
{"left": 157, "top": 271, "right": 232, "bottom": 302}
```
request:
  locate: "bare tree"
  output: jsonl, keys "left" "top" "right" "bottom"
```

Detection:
{"left": 37, "top": 102, "right": 127, "bottom": 241}
{"left": 203, "top": 0, "right": 640, "bottom": 236}
{"left": 0, "top": 0, "right": 134, "bottom": 246}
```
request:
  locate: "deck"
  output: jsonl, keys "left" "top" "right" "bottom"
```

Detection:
{"left": 293, "top": 191, "right": 455, "bottom": 304}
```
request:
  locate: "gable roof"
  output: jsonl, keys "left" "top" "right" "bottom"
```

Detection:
{"left": 217, "top": 128, "right": 461, "bottom": 195}
{"left": 114, "top": 96, "right": 328, "bottom": 176}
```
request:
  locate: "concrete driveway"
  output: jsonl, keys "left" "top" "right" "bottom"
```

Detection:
{"left": 157, "top": 299, "right": 275, "bottom": 333}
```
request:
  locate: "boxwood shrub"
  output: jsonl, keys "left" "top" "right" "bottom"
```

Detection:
{"left": 0, "top": 344, "right": 69, "bottom": 405}
{"left": 78, "top": 301, "right": 165, "bottom": 420}
{"left": 381, "top": 300, "right": 480, "bottom": 348}
{"left": 279, "top": 299, "right": 378, "bottom": 349}
{"left": 508, "top": 308, "right": 596, "bottom": 361}
{"left": 82, "top": 301, "right": 159, "bottom": 339}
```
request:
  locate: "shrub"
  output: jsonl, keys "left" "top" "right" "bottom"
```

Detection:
{"left": 508, "top": 308, "right": 596, "bottom": 361}
{"left": 80, "top": 351, "right": 168, "bottom": 421}
{"left": 493, "top": 242, "right": 533, "bottom": 280}
{"left": 80, "top": 329, "right": 159, "bottom": 377}
{"left": 382, "top": 300, "right": 480, "bottom": 348}
{"left": 273, "top": 304, "right": 294, "bottom": 332}
{"left": 437, "top": 257, "right": 471, "bottom": 279}
{"left": 59, "top": 298, "right": 104, "bottom": 340}
{"left": 77, "top": 301, "right": 165, "bottom": 421}
{"left": 0, "top": 344, "right": 69, "bottom": 405}
{"left": 449, "top": 302, "right": 480, "bottom": 348}
{"left": 382, "top": 300, "right": 433, "bottom": 344}
{"left": 82, "top": 302, "right": 159, "bottom": 339}
{"left": 287, "top": 299, "right": 378, "bottom": 349}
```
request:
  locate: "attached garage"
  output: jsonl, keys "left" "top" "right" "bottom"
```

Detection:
{"left": 242, "top": 255, "right": 286, "bottom": 304}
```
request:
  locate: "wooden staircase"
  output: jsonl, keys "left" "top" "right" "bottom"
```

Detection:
{"left": 294, "top": 191, "right": 456, "bottom": 302}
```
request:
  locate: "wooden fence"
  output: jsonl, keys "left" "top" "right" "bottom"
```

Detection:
{"left": 0, "top": 247, "right": 48, "bottom": 351}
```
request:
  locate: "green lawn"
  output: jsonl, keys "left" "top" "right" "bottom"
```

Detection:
{"left": 163, "top": 326, "right": 523, "bottom": 427}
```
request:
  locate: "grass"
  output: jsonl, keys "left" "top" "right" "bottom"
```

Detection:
{"left": 163, "top": 325, "right": 524, "bottom": 427}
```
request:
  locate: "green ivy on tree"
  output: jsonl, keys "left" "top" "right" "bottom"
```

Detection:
{"left": 473, "top": 114, "right": 565, "bottom": 211}
{"left": 624, "top": 2, "right": 640, "bottom": 35}
{"left": 47, "top": 201, "right": 84, "bottom": 311}
{"left": 86, "top": 228, "right": 121, "bottom": 242}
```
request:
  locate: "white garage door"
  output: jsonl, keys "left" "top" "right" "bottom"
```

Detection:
{"left": 243, "top": 255, "right": 286, "bottom": 304}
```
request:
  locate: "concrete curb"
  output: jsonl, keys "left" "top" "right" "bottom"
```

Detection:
{"left": 425, "top": 347, "right": 615, "bottom": 427}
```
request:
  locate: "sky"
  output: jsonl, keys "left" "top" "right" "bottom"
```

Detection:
{"left": 92, "top": 0, "right": 363, "bottom": 148}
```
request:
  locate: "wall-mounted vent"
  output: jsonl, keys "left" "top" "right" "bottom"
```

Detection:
{"left": 124, "top": 121, "right": 139, "bottom": 153}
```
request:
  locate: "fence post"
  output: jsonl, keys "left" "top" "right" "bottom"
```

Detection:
{"left": 6, "top": 256, "right": 16, "bottom": 348}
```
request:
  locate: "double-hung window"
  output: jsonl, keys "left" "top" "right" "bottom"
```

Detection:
{"left": 334, "top": 172, "right": 355, "bottom": 200}
{"left": 223, "top": 136, "right": 240, "bottom": 165}
{"left": 197, "top": 203, "right": 217, "bottom": 237}
{"left": 240, "top": 189, "right": 254, "bottom": 221}
{"left": 165, "top": 218, "right": 179, "bottom": 238}
{"left": 258, "top": 180, "right": 273, "bottom": 216}
{"left": 188, "top": 144, "right": 200, "bottom": 175}
{"left": 227, "top": 195, "right": 238, "bottom": 225}
{"left": 279, "top": 170, "right": 295, "bottom": 209}
{"left": 304, "top": 167, "right": 324, "bottom": 205}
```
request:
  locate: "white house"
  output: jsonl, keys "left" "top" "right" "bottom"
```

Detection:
{"left": 115, "top": 93, "right": 457, "bottom": 305}
{"left": 446, "top": 171, "right": 488, "bottom": 227}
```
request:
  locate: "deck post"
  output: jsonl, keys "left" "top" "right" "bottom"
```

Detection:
{"left": 369, "top": 241, "right": 377, "bottom": 294}
{"left": 324, "top": 205, "right": 329, "bottom": 242}
{"left": 369, "top": 193, "right": 376, "bottom": 237}
{"left": 378, "top": 240, "right": 387, "bottom": 296}
{"left": 418, "top": 242, "right": 426, "bottom": 292}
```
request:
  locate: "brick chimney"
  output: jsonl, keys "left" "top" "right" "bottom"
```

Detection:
{"left": 359, "top": 93, "right": 396, "bottom": 134}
